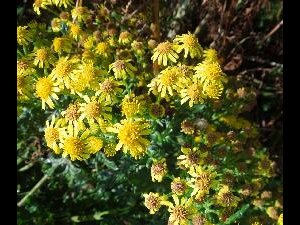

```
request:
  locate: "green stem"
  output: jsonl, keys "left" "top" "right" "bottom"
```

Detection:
{"left": 17, "top": 174, "right": 49, "bottom": 207}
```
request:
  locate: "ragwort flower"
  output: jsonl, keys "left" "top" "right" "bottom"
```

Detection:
{"left": 143, "top": 192, "right": 170, "bottom": 214}
{"left": 35, "top": 77, "right": 59, "bottom": 109}
{"left": 173, "top": 32, "right": 203, "bottom": 58}
{"left": 151, "top": 41, "right": 179, "bottom": 66}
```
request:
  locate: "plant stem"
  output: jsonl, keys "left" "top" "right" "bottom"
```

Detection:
{"left": 17, "top": 174, "right": 49, "bottom": 207}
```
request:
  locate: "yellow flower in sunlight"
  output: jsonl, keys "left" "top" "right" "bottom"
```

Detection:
{"left": 86, "top": 136, "right": 103, "bottom": 154}
{"left": 168, "top": 195, "right": 196, "bottom": 225}
{"left": 148, "top": 66, "right": 183, "bottom": 98}
{"left": 121, "top": 94, "right": 144, "bottom": 118}
{"left": 17, "top": 26, "right": 33, "bottom": 46}
{"left": 203, "top": 48, "right": 220, "bottom": 63}
{"left": 95, "top": 41, "right": 111, "bottom": 58}
{"left": 61, "top": 103, "right": 86, "bottom": 136}
{"left": 44, "top": 115, "right": 65, "bottom": 154}
{"left": 78, "top": 95, "right": 112, "bottom": 124}
{"left": 151, "top": 158, "right": 167, "bottom": 182}
{"left": 33, "top": 47, "right": 56, "bottom": 68}
{"left": 35, "top": 77, "right": 60, "bottom": 109}
{"left": 71, "top": 6, "right": 90, "bottom": 22}
{"left": 107, "top": 119, "right": 151, "bottom": 159}
{"left": 118, "top": 31, "right": 132, "bottom": 45}
{"left": 49, "top": 56, "right": 78, "bottom": 90}
{"left": 109, "top": 59, "right": 137, "bottom": 80}
{"left": 202, "top": 81, "right": 224, "bottom": 99}
{"left": 177, "top": 147, "right": 208, "bottom": 169}
{"left": 194, "top": 61, "right": 225, "bottom": 86}
{"left": 180, "top": 80, "right": 205, "bottom": 107}
{"left": 216, "top": 185, "right": 240, "bottom": 208}
{"left": 52, "top": 0, "right": 74, "bottom": 8}
{"left": 151, "top": 41, "right": 179, "bottom": 66}
{"left": 143, "top": 192, "right": 170, "bottom": 214}
{"left": 68, "top": 23, "right": 82, "bottom": 40}
{"left": 171, "top": 178, "right": 187, "bottom": 196}
{"left": 52, "top": 37, "right": 72, "bottom": 54}
{"left": 95, "top": 77, "right": 123, "bottom": 104}
{"left": 174, "top": 32, "right": 203, "bottom": 58}
{"left": 33, "top": 0, "right": 51, "bottom": 15}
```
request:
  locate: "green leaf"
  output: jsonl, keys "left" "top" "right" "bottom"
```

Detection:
{"left": 222, "top": 204, "right": 250, "bottom": 225}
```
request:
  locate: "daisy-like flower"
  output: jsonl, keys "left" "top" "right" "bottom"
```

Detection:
{"left": 168, "top": 195, "right": 196, "bottom": 225}
{"left": 44, "top": 115, "right": 65, "bottom": 154}
{"left": 180, "top": 80, "right": 206, "bottom": 107}
{"left": 68, "top": 23, "right": 82, "bottom": 40}
{"left": 35, "top": 77, "right": 60, "bottom": 109}
{"left": 151, "top": 158, "right": 167, "bottom": 182}
{"left": 95, "top": 41, "right": 111, "bottom": 58}
{"left": 188, "top": 165, "right": 218, "bottom": 200}
{"left": 17, "top": 73, "right": 33, "bottom": 98}
{"left": 33, "top": 0, "right": 51, "bottom": 15}
{"left": 118, "top": 31, "right": 132, "bottom": 45}
{"left": 107, "top": 119, "right": 151, "bottom": 159}
{"left": 151, "top": 41, "right": 179, "bottom": 66}
{"left": 121, "top": 94, "right": 144, "bottom": 118}
{"left": 71, "top": 6, "right": 90, "bottom": 23}
{"left": 59, "top": 125, "right": 93, "bottom": 161}
{"left": 78, "top": 95, "right": 112, "bottom": 124}
{"left": 203, "top": 48, "right": 220, "bottom": 63}
{"left": 180, "top": 119, "right": 196, "bottom": 135}
{"left": 194, "top": 61, "right": 224, "bottom": 86}
{"left": 177, "top": 147, "right": 208, "bottom": 170}
{"left": 49, "top": 56, "right": 78, "bottom": 90}
{"left": 95, "top": 77, "right": 123, "bottom": 104}
{"left": 52, "top": 0, "right": 74, "bottom": 8}
{"left": 52, "top": 37, "right": 72, "bottom": 54}
{"left": 202, "top": 81, "right": 224, "bottom": 99}
{"left": 33, "top": 47, "right": 56, "bottom": 68}
{"left": 171, "top": 178, "right": 187, "bottom": 196}
{"left": 73, "top": 62, "right": 105, "bottom": 91}
{"left": 86, "top": 136, "right": 103, "bottom": 154}
{"left": 17, "top": 26, "right": 33, "bottom": 46}
{"left": 216, "top": 185, "right": 240, "bottom": 208}
{"left": 17, "top": 59, "right": 35, "bottom": 77}
{"left": 61, "top": 103, "right": 85, "bottom": 135}
{"left": 103, "top": 142, "right": 118, "bottom": 157}
{"left": 82, "top": 36, "right": 95, "bottom": 50}
{"left": 173, "top": 32, "right": 203, "bottom": 59}
{"left": 109, "top": 59, "right": 137, "bottom": 80}
{"left": 51, "top": 18, "right": 63, "bottom": 32}
{"left": 131, "top": 41, "right": 145, "bottom": 56}
{"left": 148, "top": 66, "right": 183, "bottom": 98}
{"left": 143, "top": 192, "right": 171, "bottom": 214}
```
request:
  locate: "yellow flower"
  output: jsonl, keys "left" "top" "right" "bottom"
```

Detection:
{"left": 180, "top": 119, "right": 195, "bottom": 135}
{"left": 95, "top": 42, "right": 111, "bottom": 58}
{"left": 131, "top": 41, "right": 145, "bottom": 56}
{"left": 86, "top": 136, "right": 103, "bottom": 154}
{"left": 277, "top": 213, "right": 283, "bottom": 225}
{"left": 103, "top": 142, "right": 119, "bottom": 157}
{"left": 109, "top": 59, "right": 137, "bottom": 80}
{"left": 121, "top": 94, "right": 144, "bottom": 118}
{"left": 168, "top": 195, "right": 196, "bottom": 225}
{"left": 17, "top": 73, "right": 33, "bottom": 98}
{"left": 171, "top": 178, "right": 187, "bottom": 196}
{"left": 51, "top": 18, "right": 62, "bottom": 32}
{"left": 35, "top": 77, "right": 60, "bottom": 109}
{"left": 49, "top": 56, "right": 78, "bottom": 90}
{"left": 148, "top": 66, "right": 183, "bottom": 98}
{"left": 216, "top": 185, "right": 240, "bottom": 208}
{"left": 52, "top": 0, "right": 74, "bottom": 8}
{"left": 33, "top": 0, "right": 51, "bottom": 15}
{"left": 61, "top": 103, "right": 85, "bottom": 136}
{"left": 68, "top": 23, "right": 82, "bottom": 40}
{"left": 180, "top": 80, "right": 205, "bottom": 107}
{"left": 17, "top": 59, "right": 35, "bottom": 77}
{"left": 95, "top": 77, "right": 123, "bottom": 104}
{"left": 82, "top": 36, "right": 95, "bottom": 50}
{"left": 257, "top": 155, "right": 276, "bottom": 178}
{"left": 107, "top": 119, "right": 151, "bottom": 159}
{"left": 59, "top": 126, "right": 92, "bottom": 161}
{"left": 17, "top": 26, "right": 33, "bottom": 46}
{"left": 188, "top": 165, "right": 218, "bottom": 199}
{"left": 44, "top": 115, "right": 65, "bottom": 154}
{"left": 151, "top": 41, "right": 179, "bottom": 66}
{"left": 194, "top": 61, "right": 224, "bottom": 86}
{"left": 118, "top": 31, "right": 132, "bottom": 45}
{"left": 202, "top": 81, "right": 224, "bottom": 99}
{"left": 177, "top": 147, "right": 208, "bottom": 169}
{"left": 151, "top": 158, "right": 167, "bottom": 182}
{"left": 174, "top": 32, "right": 203, "bottom": 58}
{"left": 203, "top": 48, "right": 220, "bottom": 63}
{"left": 143, "top": 192, "right": 170, "bottom": 214}
{"left": 71, "top": 6, "right": 90, "bottom": 23}
{"left": 52, "top": 37, "right": 72, "bottom": 54}
{"left": 33, "top": 47, "right": 56, "bottom": 68}
{"left": 78, "top": 95, "right": 112, "bottom": 124}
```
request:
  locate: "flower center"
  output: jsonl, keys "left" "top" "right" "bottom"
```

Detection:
{"left": 196, "top": 173, "right": 211, "bottom": 190}
{"left": 36, "top": 77, "right": 52, "bottom": 99}
{"left": 187, "top": 84, "right": 202, "bottom": 100}
{"left": 65, "top": 104, "right": 80, "bottom": 121}
{"left": 161, "top": 70, "right": 177, "bottom": 86}
{"left": 187, "top": 152, "right": 200, "bottom": 165}
{"left": 64, "top": 137, "right": 85, "bottom": 156}
{"left": 157, "top": 42, "right": 172, "bottom": 54}
{"left": 118, "top": 122, "right": 139, "bottom": 145}
{"left": 173, "top": 206, "right": 188, "bottom": 221}
{"left": 36, "top": 48, "right": 48, "bottom": 61}
{"left": 183, "top": 34, "right": 197, "bottom": 47}
{"left": 145, "top": 195, "right": 159, "bottom": 210}
{"left": 56, "top": 60, "right": 72, "bottom": 78}
{"left": 45, "top": 127, "right": 59, "bottom": 144}
{"left": 114, "top": 60, "right": 126, "bottom": 70}
{"left": 85, "top": 102, "right": 101, "bottom": 118}
{"left": 101, "top": 79, "right": 115, "bottom": 92}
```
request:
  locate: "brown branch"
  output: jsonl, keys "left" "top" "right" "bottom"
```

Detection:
{"left": 263, "top": 20, "right": 283, "bottom": 42}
